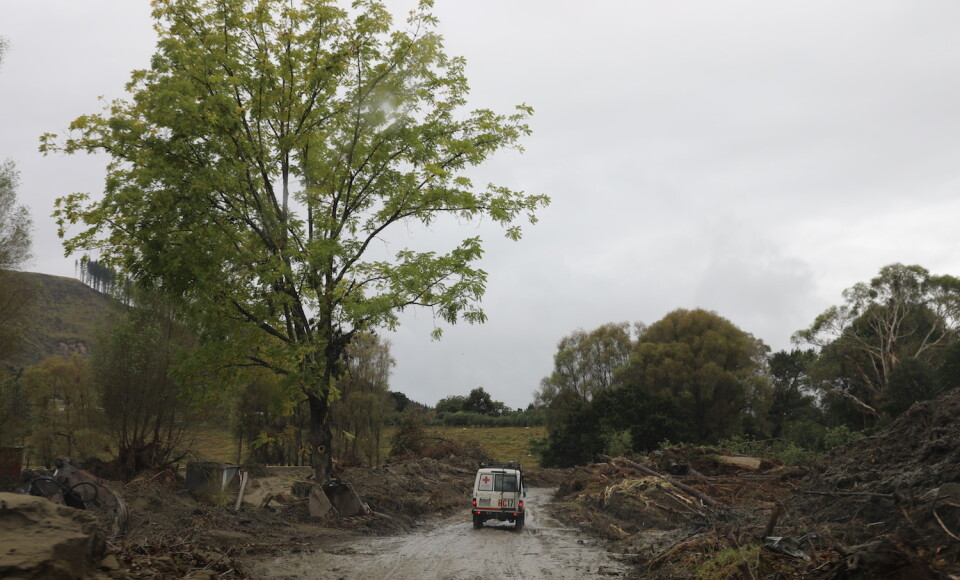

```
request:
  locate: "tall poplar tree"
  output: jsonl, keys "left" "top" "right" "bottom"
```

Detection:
{"left": 44, "top": 0, "right": 547, "bottom": 482}
{"left": 0, "top": 37, "right": 32, "bottom": 272}
{"left": 0, "top": 36, "right": 36, "bottom": 363}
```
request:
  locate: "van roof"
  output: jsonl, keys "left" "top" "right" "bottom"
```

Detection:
{"left": 479, "top": 461, "right": 522, "bottom": 471}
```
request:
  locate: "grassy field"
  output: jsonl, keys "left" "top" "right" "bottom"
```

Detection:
{"left": 182, "top": 424, "right": 547, "bottom": 467}
{"left": 421, "top": 426, "right": 546, "bottom": 467}
{"left": 183, "top": 426, "right": 245, "bottom": 464}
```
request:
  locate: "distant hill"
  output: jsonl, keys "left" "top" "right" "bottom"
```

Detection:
{"left": 3, "top": 272, "right": 118, "bottom": 369}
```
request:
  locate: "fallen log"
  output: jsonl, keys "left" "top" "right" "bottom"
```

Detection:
{"left": 801, "top": 490, "right": 899, "bottom": 501}
{"left": 599, "top": 455, "right": 718, "bottom": 508}
{"left": 686, "top": 466, "right": 707, "bottom": 479}
{"left": 716, "top": 455, "right": 763, "bottom": 471}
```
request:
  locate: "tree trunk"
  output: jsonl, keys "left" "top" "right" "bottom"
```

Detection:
{"left": 308, "top": 393, "right": 334, "bottom": 483}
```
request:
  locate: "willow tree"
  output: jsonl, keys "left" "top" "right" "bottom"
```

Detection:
{"left": 536, "top": 322, "right": 635, "bottom": 406}
{"left": 330, "top": 333, "right": 394, "bottom": 465}
{"left": 44, "top": 0, "right": 547, "bottom": 482}
{"left": 616, "top": 309, "right": 771, "bottom": 443}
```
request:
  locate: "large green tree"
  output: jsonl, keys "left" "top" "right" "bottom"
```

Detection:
{"left": 616, "top": 309, "right": 771, "bottom": 443}
{"left": 463, "top": 386, "right": 505, "bottom": 416}
{"left": 793, "top": 263, "right": 960, "bottom": 421}
{"left": 536, "top": 322, "right": 634, "bottom": 405}
{"left": 0, "top": 37, "right": 31, "bottom": 272}
{"left": 44, "top": 0, "right": 546, "bottom": 482}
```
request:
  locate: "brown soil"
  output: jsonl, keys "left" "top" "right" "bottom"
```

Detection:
{"left": 102, "top": 456, "right": 499, "bottom": 578}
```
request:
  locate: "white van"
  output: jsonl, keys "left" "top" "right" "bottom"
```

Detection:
{"left": 471, "top": 461, "right": 525, "bottom": 529}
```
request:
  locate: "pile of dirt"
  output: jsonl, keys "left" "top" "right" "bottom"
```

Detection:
{"left": 798, "top": 387, "right": 960, "bottom": 502}
{"left": 0, "top": 492, "right": 107, "bottom": 579}
{"left": 98, "top": 471, "right": 327, "bottom": 579}
{"left": 338, "top": 456, "right": 475, "bottom": 531}
{"left": 110, "top": 457, "right": 489, "bottom": 576}
{"left": 0, "top": 454, "right": 504, "bottom": 578}
{"left": 546, "top": 450, "right": 808, "bottom": 578}
{"left": 786, "top": 388, "right": 960, "bottom": 578}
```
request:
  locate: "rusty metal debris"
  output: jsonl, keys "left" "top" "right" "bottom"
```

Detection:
{"left": 764, "top": 536, "right": 811, "bottom": 560}
{"left": 16, "top": 455, "right": 130, "bottom": 537}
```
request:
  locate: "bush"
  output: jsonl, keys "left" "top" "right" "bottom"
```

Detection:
{"left": 715, "top": 434, "right": 819, "bottom": 467}
{"left": 434, "top": 407, "right": 545, "bottom": 428}
{"left": 540, "top": 386, "right": 691, "bottom": 467}
{"left": 389, "top": 411, "right": 427, "bottom": 457}
{"left": 603, "top": 429, "right": 632, "bottom": 457}
{"left": 437, "top": 411, "right": 495, "bottom": 427}
{"left": 696, "top": 545, "right": 762, "bottom": 580}
{"left": 781, "top": 419, "right": 827, "bottom": 451}
{"left": 822, "top": 424, "right": 864, "bottom": 449}
{"left": 528, "top": 437, "right": 548, "bottom": 459}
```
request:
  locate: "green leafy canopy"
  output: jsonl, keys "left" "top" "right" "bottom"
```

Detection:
{"left": 43, "top": 0, "right": 549, "bottom": 384}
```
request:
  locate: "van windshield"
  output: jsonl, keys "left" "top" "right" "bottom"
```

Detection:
{"left": 495, "top": 474, "right": 517, "bottom": 492}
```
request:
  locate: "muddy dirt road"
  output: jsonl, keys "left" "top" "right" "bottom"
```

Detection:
{"left": 245, "top": 488, "right": 628, "bottom": 579}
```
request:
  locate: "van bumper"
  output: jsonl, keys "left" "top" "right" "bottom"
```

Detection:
{"left": 473, "top": 508, "right": 523, "bottom": 522}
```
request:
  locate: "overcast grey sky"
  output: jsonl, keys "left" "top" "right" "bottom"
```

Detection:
{"left": 3, "top": 1, "right": 960, "bottom": 409}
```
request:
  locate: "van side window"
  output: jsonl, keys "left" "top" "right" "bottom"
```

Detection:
{"left": 495, "top": 474, "right": 517, "bottom": 492}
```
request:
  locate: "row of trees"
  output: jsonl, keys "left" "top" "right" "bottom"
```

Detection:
{"left": 0, "top": 285, "right": 407, "bottom": 477}
{"left": 436, "top": 387, "right": 509, "bottom": 417}
{"left": 15, "top": 262, "right": 951, "bottom": 473}
{"left": 537, "top": 264, "right": 960, "bottom": 467}
{"left": 433, "top": 387, "right": 544, "bottom": 427}
{"left": 75, "top": 259, "right": 118, "bottom": 296}
{"left": 1, "top": 293, "right": 196, "bottom": 478}
{"left": 535, "top": 310, "right": 770, "bottom": 466}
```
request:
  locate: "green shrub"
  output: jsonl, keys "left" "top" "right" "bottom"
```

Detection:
{"left": 715, "top": 434, "right": 819, "bottom": 467}
{"left": 822, "top": 424, "right": 864, "bottom": 449}
{"left": 696, "top": 545, "right": 760, "bottom": 580}
{"left": 603, "top": 429, "right": 632, "bottom": 457}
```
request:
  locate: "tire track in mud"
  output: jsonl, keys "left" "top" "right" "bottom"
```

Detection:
{"left": 246, "top": 488, "right": 627, "bottom": 579}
